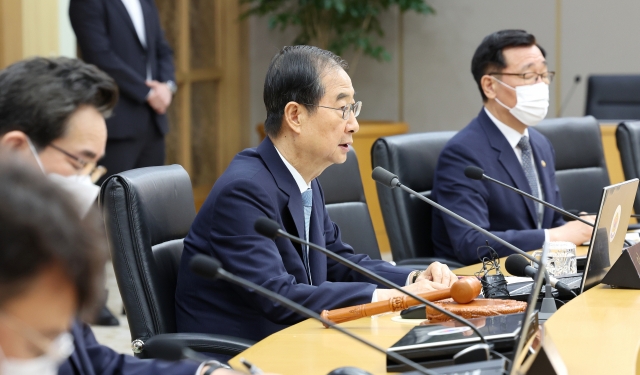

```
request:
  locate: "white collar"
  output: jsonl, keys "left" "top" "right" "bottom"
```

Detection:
{"left": 274, "top": 146, "right": 311, "bottom": 194}
{"left": 484, "top": 107, "right": 529, "bottom": 149}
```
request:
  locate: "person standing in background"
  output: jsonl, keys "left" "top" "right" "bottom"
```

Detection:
{"left": 69, "top": 0, "right": 177, "bottom": 184}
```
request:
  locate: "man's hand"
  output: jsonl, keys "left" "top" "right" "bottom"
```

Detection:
{"left": 146, "top": 80, "right": 173, "bottom": 114}
{"left": 548, "top": 214, "right": 594, "bottom": 245}
{"left": 416, "top": 261, "right": 458, "bottom": 287}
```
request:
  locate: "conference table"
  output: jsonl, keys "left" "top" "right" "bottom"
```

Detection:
{"left": 229, "top": 246, "right": 640, "bottom": 374}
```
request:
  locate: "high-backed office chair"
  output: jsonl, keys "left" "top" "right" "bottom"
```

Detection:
{"left": 616, "top": 121, "right": 640, "bottom": 213}
{"left": 99, "top": 165, "right": 253, "bottom": 359}
{"left": 371, "top": 132, "right": 464, "bottom": 269}
{"left": 536, "top": 116, "right": 610, "bottom": 214}
{"left": 317, "top": 148, "right": 381, "bottom": 260}
{"left": 585, "top": 75, "right": 640, "bottom": 120}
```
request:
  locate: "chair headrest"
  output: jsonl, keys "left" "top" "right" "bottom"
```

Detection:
{"left": 100, "top": 165, "right": 196, "bottom": 247}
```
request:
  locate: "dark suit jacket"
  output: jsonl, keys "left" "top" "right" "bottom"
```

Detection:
{"left": 69, "top": 0, "right": 175, "bottom": 139}
{"left": 175, "top": 137, "right": 412, "bottom": 341}
{"left": 58, "top": 321, "right": 198, "bottom": 375}
{"left": 431, "top": 109, "right": 565, "bottom": 265}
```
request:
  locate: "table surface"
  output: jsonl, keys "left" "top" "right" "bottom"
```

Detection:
{"left": 230, "top": 246, "right": 640, "bottom": 374}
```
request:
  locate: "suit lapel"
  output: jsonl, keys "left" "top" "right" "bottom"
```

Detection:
{"left": 479, "top": 110, "right": 538, "bottom": 225}
{"left": 112, "top": 0, "right": 147, "bottom": 51}
{"left": 139, "top": 0, "right": 154, "bottom": 52}
{"left": 257, "top": 138, "right": 307, "bottom": 274}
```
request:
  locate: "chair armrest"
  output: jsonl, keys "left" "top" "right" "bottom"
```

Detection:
{"left": 143, "top": 333, "right": 255, "bottom": 358}
{"left": 396, "top": 257, "right": 465, "bottom": 270}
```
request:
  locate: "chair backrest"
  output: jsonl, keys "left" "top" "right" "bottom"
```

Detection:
{"left": 317, "top": 148, "right": 381, "bottom": 259}
{"left": 616, "top": 121, "right": 640, "bottom": 213}
{"left": 99, "top": 165, "right": 196, "bottom": 345}
{"left": 371, "top": 131, "right": 457, "bottom": 262}
{"left": 536, "top": 116, "right": 610, "bottom": 214}
{"left": 585, "top": 75, "right": 640, "bottom": 120}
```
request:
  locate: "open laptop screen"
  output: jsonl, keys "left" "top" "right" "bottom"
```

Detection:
{"left": 581, "top": 179, "right": 638, "bottom": 293}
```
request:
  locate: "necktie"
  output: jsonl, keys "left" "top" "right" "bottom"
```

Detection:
{"left": 517, "top": 136, "right": 542, "bottom": 227}
{"left": 301, "top": 188, "right": 313, "bottom": 284}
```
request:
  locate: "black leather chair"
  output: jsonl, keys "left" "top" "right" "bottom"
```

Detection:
{"left": 371, "top": 132, "right": 464, "bottom": 269}
{"left": 99, "top": 165, "right": 253, "bottom": 359}
{"left": 585, "top": 75, "right": 640, "bottom": 120}
{"left": 317, "top": 148, "right": 381, "bottom": 260}
{"left": 616, "top": 121, "right": 640, "bottom": 213}
{"left": 536, "top": 116, "right": 610, "bottom": 214}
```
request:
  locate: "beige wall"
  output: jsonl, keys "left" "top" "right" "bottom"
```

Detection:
{"left": 0, "top": 0, "right": 75, "bottom": 69}
{"left": 248, "top": 0, "right": 640, "bottom": 143}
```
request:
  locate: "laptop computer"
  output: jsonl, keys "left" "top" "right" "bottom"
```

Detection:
{"left": 387, "top": 244, "right": 550, "bottom": 374}
{"left": 509, "top": 178, "right": 639, "bottom": 297}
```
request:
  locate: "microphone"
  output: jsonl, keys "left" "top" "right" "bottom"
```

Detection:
{"left": 372, "top": 167, "right": 539, "bottom": 265}
{"left": 189, "top": 254, "right": 437, "bottom": 375}
{"left": 144, "top": 336, "right": 212, "bottom": 363}
{"left": 556, "top": 74, "right": 581, "bottom": 117}
{"left": 253, "top": 217, "right": 487, "bottom": 344}
{"left": 463, "top": 166, "right": 594, "bottom": 227}
{"left": 505, "top": 254, "right": 574, "bottom": 295}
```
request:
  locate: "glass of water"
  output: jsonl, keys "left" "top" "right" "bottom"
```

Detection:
{"left": 532, "top": 241, "right": 577, "bottom": 277}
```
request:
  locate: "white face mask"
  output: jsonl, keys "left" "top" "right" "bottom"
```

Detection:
{"left": 26, "top": 138, "right": 101, "bottom": 218}
{"left": 0, "top": 332, "right": 74, "bottom": 375}
{"left": 493, "top": 78, "right": 549, "bottom": 126}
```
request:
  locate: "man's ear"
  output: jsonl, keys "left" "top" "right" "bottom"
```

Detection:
{"left": 282, "top": 102, "right": 304, "bottom": 135}
{"left": 0, "top": 130, "right": 30, "bottom": 151}
{"left": 481, "top": 75, "right": 498, "bottom": 100}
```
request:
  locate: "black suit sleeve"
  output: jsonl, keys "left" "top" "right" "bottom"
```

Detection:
{"left": 69, "top": 0, "right": 150, "bottom": 104}
{"left": 149, "top": 0, "right": 175, "bottom": 82}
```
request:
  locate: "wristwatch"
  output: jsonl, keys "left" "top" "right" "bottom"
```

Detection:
{"left": 165, "top": 80, "right": 177, "bottom": 94}
{"left": 201, "top": 360, "right": 231, "bottom": 375}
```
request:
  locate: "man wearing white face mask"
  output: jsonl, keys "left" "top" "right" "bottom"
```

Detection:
{"left": 431, "top": 29, "right": 594, "bottom": 265}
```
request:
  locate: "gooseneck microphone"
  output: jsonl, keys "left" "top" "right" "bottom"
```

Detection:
{"left": 372, "top": 167, "right": 539, "bottom": 265}
{"left": 504, "top": 254, "right": 575, "bottom": 296}
{"left": 189, "top": 254, "right": 437, "bottom": 375}
{"left": 253, "top": 217, "right": 488, "bottom": 344}
{"left": 464, "top": 166, "right": 593, "bottom": 227}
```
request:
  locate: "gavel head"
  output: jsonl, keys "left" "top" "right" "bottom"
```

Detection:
{"left": 450, "top": 277, "right": 482, "bottom": 304}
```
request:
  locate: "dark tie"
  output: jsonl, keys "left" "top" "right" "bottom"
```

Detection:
{"left": 301, "top": 188, "right": 313, "bottom": 284}
{"left": 517, "top": 136, "right": 542, "bottom": 227}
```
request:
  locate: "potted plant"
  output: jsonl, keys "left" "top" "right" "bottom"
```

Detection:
{"left": 241, "top": 0, "right": 434, "bottom": 74}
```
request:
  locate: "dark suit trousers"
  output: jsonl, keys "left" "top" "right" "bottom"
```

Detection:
{"left": 98, "top": 123, "right": 165, "bottom": 185}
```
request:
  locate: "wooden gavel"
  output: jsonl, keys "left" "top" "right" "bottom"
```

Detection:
{"left": 320, "top": 277, "right": 481, "bottom": 326}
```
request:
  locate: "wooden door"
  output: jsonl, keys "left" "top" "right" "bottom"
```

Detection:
{"left": 156, "top": 0, "right": 249, "bottom": 207}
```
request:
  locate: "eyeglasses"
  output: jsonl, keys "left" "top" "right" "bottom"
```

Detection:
{"left": 488, "top": 71, "right": 556, "bottom": 85}
{"left": 49, "top": 144, "right": 99, "bottom": 176}
{"left": 303, "top": 101, "right": 362, "bottom": 120}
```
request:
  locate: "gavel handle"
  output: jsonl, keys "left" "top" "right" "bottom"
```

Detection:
{"left": 320, "top": 288, "right": 451, "bottom": 326}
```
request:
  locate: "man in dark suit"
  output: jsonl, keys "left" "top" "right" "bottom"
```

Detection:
{"left": 69, "top": 0, "right": 176, "bottom": 182}
{"left": 175, "top": 46, "right": 458, "bottom": 342}
{"left": 431, "top": 30, "right": 593, "bottom": 265}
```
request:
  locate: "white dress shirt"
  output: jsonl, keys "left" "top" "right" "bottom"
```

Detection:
{"left": 484, "top": 107, "right": 548, "bottom": 241}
